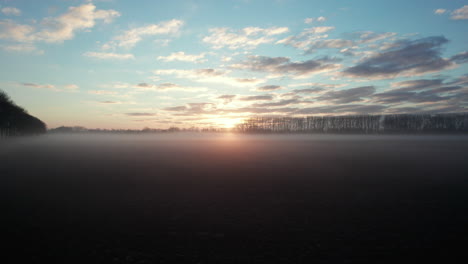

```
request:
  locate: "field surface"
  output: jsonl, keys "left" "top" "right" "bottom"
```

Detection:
{"left": 2, "top": 134, "right": 468, "bottom": 263}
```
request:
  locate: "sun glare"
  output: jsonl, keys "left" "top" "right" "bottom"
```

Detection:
{"left": 212, "top": 117, "right": 245, "bottom": 129}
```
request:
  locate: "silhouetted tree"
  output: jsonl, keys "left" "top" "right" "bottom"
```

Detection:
{"left": 0, "top": 90, "right": 46, "bottom": 137}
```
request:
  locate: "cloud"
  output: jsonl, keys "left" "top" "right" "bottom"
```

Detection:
{"left": 0, "top": 19, "right": 35, "bottom": 42}
{"left": 434, "top": 9, "right": 447, "bottom": 15}
{"left": 157, "top": 51, "right": 206, "bottom": 63}
{"left": 1, "top": 7, "right": 21, "bottom": 16}
{"left": 235, "top": 78, "right": 261, "bottom": 83}
{"left": 304, "top": 18, "right": 314, "bottom": 24}
{"left": 134, "top": 82, "right": 207, "bottom": 92}
{"left": 21, "top": 82, "right": 55, "bottom": 90}
{"left": 289, "top": 82, "right": 347, "bottom": 89}
{"left": 125, "top": 113, "right": 157, "bottom": 116}
{"left": 83, "top": 51, "right": 135, "bottom": 60}
{"left": 239, "top": 95, "right": 274, "bottom": 101}
{"left": 105, "top": 19, "right": 184, "bottom": 49}
{"left": 451, "top": 5, "right": 468, "bottom": 20}
{"left": 277, "top": 26, "right": 353, "bottom": 53}
{"left": 203, "top": 26, "right": 289, "bottom": 50}
{"left": 231, "top": 107, "right": 297, "bottom": 114}
{"left": 295, "top": 104, "right": 387, "bottom": 115}
{"left": 342, "top": 36, "right": 454, "bottom": 79}
{"left": 257, "top": 85, "right": 282, "bottom": 91}
{"left": 317, "top": 16, "right": 327, "bottom": 22}
{"left": 19, "top": 82, "right": 79, "bottom": 92}
{"left": 153, "top": 68, "right": 265, "bottom": 86}
{"left": 135, "top": 83, "right": 153, "bottom": 88}
{"left": 231, "top": 55, "right": 340, "bottom": 78}
{"left": 0, "top": 3, "right": 119, "bottom": 47}
{"left": 372, "top": 77, "right": 465, "bottom": 104}
{"left": 1, "top": 44, "right": 43, "bottom": 54}
{"left": 35, "top": 3, "right": 120, "bottom": 43}
{"left": 88, "top": 90, "right": 117, "bottom": 95}
{"left": 450, "top": 51, "right": 468, "bottom": 64}
{"left": 317, "top": 86, "right": 376, "bottom": 104}
{"left": 351, "top": 31, "right": 397, "bottom": 44}
{"left": 291, "top": 88, "right": 325, "bottom": 94}
{"left": 304, "top": 39, "right": 354, "bottom": 52}
{"left": 217, "top": 94, "right": 236, "bottom": 103}
{"left": 448, "top": 74, "right": 468, "bottom": 86}
{"left": 390, "top": 79, "right": 444, "bottom": 92}
{"left": 304, "top": 16, "right": 327, "bottom": 24}
{"left": 252, "top": 98, "right": 302, "bottom": 107}
{"left": 373, "top": 89, "right": 460, "bottom": 104}
{"left": 64, "top": 84, "right": 79, "bottom": 90}
{"left": 99, "top": 101, "right": 119, "bottom": 104}
{"left": 163, "top": 103, "right": 217, "bottom": 115}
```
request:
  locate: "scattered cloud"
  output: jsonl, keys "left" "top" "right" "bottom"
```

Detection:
{"left": 0, "top": 3, "right": 119, "bottom": 52}
{"left": 295, "top": 104, "right": 387, "bottom": 115}
{"left": 450, "top": 51, "right": 468, "bottom": 64}
{"left": 342, "top": 36, "right": 454, "bottom": 79}
{"left": 352, "top": 31, "right": 397, "bottom": 44}
{"left": 83, "top": 51, "right": 135, "bottom": 60}
{"left": 64, "top": 84, "right": 79, "bottom": 90}
{"left": 34, "top": 3, "right": 120, "bottom": 43}
{"left": 0, "top": 19, "right": 35, "bottom": 42}
{"left": 203, "top": 26, "right": 289, "bottom": 50}
{"left": 104, "top": 19, "right": 184, "bottom": 49}
{"left": 21, "top": 82, "right": 55, "bottom": 90}
{"left": 434, "top": 9, "right": 447, "bottom": 15}
{"left": 252, "top": 98, "right": 302, "bottom": 107}
{"left": 163, "top": 103, "right": 217, "bottom": 115}
{"left": 372, "top": 77, "right": 465, "bottom": 104}
{"left": 217, "top": 94, "right": 236, "bottom": 103}
{"left": 157, "top": 51, "right": 206, "bottom": 63}
{"left": 291, "top": 88, "right": 325, "bottom": 94}
{"left": 231, "top": 55, "right": 340, "bottom": 78}
{"left": 317, "top": 16, "right": 327, "bottom": 22}
{"left": 133, "top": 82, "right": 208, "bottom": 92}
{"left": 304, "top": 18, "right": 314, "bottom": 24}
{"left": 1, "top": 44, "right": 43, "bottom": 54}
{"left": 317, "top": 86, "right": 376, "bottom": 104}
{"left": 373, "top": 88, "right": 460, "bottom": 104}
{"left": 277, "top": 26, "right": 354, "bottom": 53}
{"left": 239, "top": 95, "right": 274, "bottom": 101}
{"left": 125, "top": 113, "right": 157, "bottom": 116}
{"left": 89, "top": 90, "right": 117, "bottom": 95}
{"left": 164, "top": 105, "right": 189, "bottom": 111}
{"left": 257, "top": 85, "right": 282, "bottom": 91}
{"left": 154, "top": 68, "right": 265, "bottom": 86}
{"left": 1, "top": 7, "right": 21, "bottom": 16}
{"left": 451, "top": 5, "right": 468, "bottom": 20}
{"left": 390, "top": 79, "right": 444, "bottom": 92}
{"left": 304, "top": 16, "right": 326, "bottom": 24}
{"left": 19, "top": 82, "right": 79, "bottom": 92}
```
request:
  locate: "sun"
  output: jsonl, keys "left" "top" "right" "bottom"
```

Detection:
{"left": 212, "top": 117, "right": 244, "bottom": 129}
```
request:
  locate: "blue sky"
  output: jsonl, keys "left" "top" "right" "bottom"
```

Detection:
{"left": 0, "top": 0, "right": 467, "bottom": 129}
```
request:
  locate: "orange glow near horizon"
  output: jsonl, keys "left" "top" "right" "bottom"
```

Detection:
{"left": 210, "top": 117, "right": 245, "bottom": 129}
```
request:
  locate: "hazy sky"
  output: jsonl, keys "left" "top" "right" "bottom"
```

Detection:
{"left": 0, "top": 0, "right": 467, "bottom": 129}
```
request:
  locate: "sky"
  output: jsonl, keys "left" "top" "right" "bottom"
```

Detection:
{"left": 0, "top": 0, "right": 467, "bottom": 129}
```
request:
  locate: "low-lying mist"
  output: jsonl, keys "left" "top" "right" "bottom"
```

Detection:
{"left": 2, "top": 133, "right": 468, "bottom": 263}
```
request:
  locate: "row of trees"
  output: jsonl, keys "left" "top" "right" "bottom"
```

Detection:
{"left": 48, "top": 126, "right": 229, "bottom": 134}
{"left": 235, "top": 114, "right": 468, "bottom": 133}
{"left": 0, "top": 90, "right": 47, "bottom": 138}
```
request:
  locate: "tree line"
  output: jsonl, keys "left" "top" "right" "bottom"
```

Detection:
{"left": 0, "top": 90, "right": 47, "bottom": 138}
{"left": 235, "top": 114, "right": 468, "bottom": 133}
